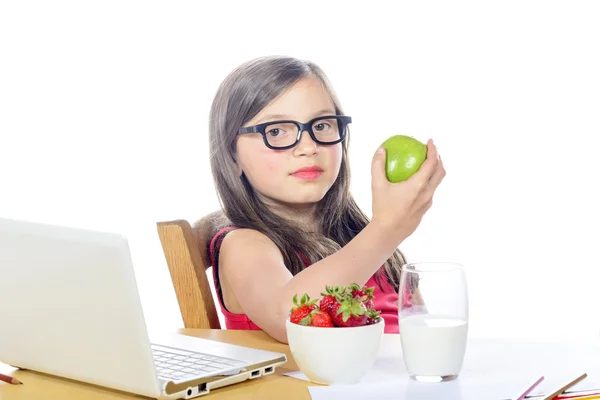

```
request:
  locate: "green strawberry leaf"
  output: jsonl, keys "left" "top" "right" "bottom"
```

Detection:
{"left": 299, "top": 314, "right": 312, "bottom": 326}
{"left": 300, "top": 293, "right": 308, "bottom": 305}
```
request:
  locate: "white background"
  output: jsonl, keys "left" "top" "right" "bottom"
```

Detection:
{"left": 1, "top": 1, "right": 599, "bottom": 343}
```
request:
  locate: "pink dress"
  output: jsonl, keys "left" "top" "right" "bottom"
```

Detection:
{"left": 209, "top": 227, "right": 413, "bottom": 334}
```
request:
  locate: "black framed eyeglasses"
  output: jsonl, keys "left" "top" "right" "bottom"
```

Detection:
{"left": 237, "top": 115, "right": 352, "bottom": 150}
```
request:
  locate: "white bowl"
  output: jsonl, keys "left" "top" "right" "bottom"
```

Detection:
{"left": 285, "top": 319, "right": 384, "bottom": 385}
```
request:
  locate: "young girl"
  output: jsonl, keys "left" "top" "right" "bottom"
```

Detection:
{"left": 207, "top": 56, "right": 445, "bottom": 343}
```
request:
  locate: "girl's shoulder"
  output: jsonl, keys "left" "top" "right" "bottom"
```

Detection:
{"left": 210, "top": 226, "right": 283, "bottom": 268}
{"left": 212, "top": 226, "right": 275, "bottom": 247}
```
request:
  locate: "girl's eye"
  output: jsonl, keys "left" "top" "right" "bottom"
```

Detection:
{"left": 314, "top": 122, "right": 331, "bottom": 131}
{"left": 266, "top": 128, "right": 283, "bottom": 137}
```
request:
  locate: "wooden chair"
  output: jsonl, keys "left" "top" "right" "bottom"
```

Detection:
{"left": 156, "top": 211, "right": 229, "bottom": 330}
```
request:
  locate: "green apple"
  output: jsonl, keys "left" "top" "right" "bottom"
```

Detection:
{"left": 381, "top": 135, "right": 427, "bottom": 183}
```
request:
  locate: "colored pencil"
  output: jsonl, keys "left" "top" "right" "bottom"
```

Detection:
{"left": 542, "top": 373, "right": 588, "bottom": 400}
{"left": 0, "top": 372, "right": 22, "bottom": 385}
{"left": 512, "top": 375, "right": 545, "bottom": 400}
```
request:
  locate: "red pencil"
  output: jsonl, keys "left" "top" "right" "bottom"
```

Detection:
{"left": 0, "top": 372, "right": 23, "bottom": 385}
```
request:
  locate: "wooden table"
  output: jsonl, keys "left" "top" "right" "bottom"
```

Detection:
{"left": 0, "top": 329, "right": 313, "bottom": 400}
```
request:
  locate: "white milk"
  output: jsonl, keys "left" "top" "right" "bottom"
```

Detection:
{"left": 399, "top": 314, "right": 468, "bottom": 377}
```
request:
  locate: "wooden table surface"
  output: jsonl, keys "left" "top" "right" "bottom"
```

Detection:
{"left": 0, "top": 329, "right": 313, "bottom": 400}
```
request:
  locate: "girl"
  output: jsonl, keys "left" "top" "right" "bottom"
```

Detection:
{"left": 207, "top": 56, "right": 445, "bottom": 343}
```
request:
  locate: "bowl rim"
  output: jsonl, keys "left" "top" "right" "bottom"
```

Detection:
{"left": 285, "top": 317, "right": 385, "bottom": 329}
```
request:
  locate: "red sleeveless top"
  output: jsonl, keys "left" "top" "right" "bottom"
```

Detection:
{"left": 209, "top": 227, "right": 412, "bottom": 334}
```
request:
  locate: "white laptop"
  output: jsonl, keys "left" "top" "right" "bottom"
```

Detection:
{"left": 0, "top": 217, "right": 287, "bottom": 399}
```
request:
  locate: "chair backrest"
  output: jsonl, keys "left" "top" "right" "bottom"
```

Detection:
{"left": 156, "top": 211, "right": 228, "bottom": 329}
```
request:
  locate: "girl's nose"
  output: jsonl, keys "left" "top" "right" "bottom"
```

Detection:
{"left": 293, "top": 130, "right": 318, "bottom": 156}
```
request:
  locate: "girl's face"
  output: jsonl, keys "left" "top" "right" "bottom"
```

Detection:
{"left": 235, "top": 75, "right": 343, "bottom": 210}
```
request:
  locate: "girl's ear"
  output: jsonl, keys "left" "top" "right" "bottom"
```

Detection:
{"left": 233, "top": 158, "right": 244, "bottom": 177}
{"left": 231, "top": 152, "right": 243, "bottom": 177}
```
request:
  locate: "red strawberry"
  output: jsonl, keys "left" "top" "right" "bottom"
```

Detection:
{"left": 329, "top": 296, "right": 368, "bottom": 327}
{"left": 319, "top": 285, "right": 345, "bottom": 313}
{"left": 289, "top": 294, "right": 317, "bottom": 325}
{"left": 311, "top": 311, "right": 334, "bottom": 327}
{"left": 349, "top": 283, "right": 375, "bottom": 310}
{"left": 300, "top": 309, "right": 334, "bottom": 327}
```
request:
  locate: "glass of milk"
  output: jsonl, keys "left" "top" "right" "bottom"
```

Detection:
{"left": 398, "top": 262, "right": 468, "bottom": 382}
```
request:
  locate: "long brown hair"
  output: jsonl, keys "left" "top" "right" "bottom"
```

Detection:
{"left": 208, "top": 56, "right": 406, "bottom": 291}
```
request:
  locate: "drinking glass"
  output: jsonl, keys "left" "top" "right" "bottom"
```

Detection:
{"left": 398, "top": 262, "right": 469, "bottom": 382}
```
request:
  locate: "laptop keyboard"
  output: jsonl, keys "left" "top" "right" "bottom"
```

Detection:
{"left": 151, "top": 344, "right": 247, "bottom": 381}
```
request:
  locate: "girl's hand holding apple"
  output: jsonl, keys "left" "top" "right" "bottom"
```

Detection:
{"left": 370, "top": 135, "right": 446, "bottom": 243}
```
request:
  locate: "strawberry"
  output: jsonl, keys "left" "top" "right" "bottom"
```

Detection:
{"left": 349, "top": 283, "right": 375, "bottom": 310}
{"left": 319, "top": 285, "right": 345, "bottom": 313}
{"left": 289, "top": 294, "right": 317, "bottom": 325}
{"left": 365, "top": 308, "right": 381, "bottom": 325}
{"left": 300, "top": 308, "right": 334, "bottom": 327}
{"left": 329, "top": 295, "right": 368, "bottom": 327}
{"left": 311, "top": 311, "right": 334, "bottom": 327}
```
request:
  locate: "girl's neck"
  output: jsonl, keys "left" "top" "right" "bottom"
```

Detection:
{"left": 260, "top": 195, "right": 319, "bottom": 233}
{"left": 284, "top": 208, "right": 319, "bottom": 233}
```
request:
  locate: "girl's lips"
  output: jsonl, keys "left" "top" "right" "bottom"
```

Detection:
{"left": 290, "top": 166, "right": 324, "bottom": 180}
{"left": 291, "top": 170, "right": 323, "bottom": 180}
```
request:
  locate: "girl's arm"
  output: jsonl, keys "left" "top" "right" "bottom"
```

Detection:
{"left": 219, "top": 220, "right": 403, "bottom": 342}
